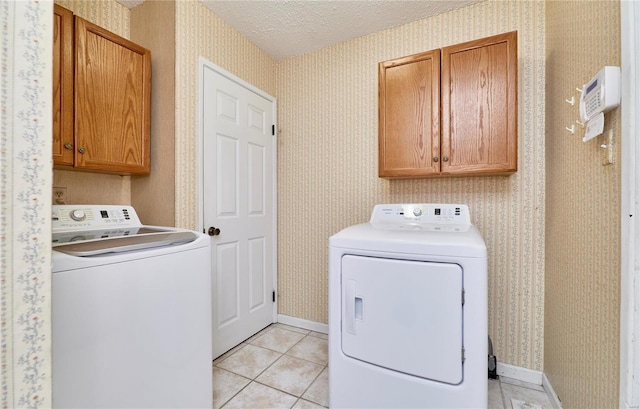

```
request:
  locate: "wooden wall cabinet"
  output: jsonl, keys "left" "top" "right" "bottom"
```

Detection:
{"left": 379, "top": 31, "right": 517, "bottom": 178}
{"left": 53, "top": 4, "right": 74, "bottom": 167}
{"left": 53, "top": 5, "right": 151, "bottom": 175}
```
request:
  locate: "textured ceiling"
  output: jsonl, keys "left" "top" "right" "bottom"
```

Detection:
{"left": 116, "top": 0, "right": 145, "bottom": 9}
{"left": 200, "top": 0, "right": 483, "bottom": 60}
{"left": 116, "top": 0, "right": 483, "bottom": 60}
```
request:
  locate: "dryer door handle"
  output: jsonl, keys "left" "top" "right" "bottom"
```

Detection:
{"left": 344, "top": 279, "right": 357, "bottom": 335}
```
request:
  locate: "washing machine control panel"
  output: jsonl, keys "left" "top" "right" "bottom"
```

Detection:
{"left": 370, "top": 203, "right": 471, "bottom": 226}
{"left": 52, "top": 205, "right": 142, "bottom": 231}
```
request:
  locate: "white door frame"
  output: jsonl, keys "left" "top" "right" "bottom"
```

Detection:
{"left": 620, "top": 1, "right": 640, "bottom": 408}
{"left": 197, "top": 57, "right": 278, "bottom": 323}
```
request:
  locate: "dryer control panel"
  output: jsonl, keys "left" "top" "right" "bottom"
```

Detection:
{"left": 370, "top": 203, "right": 471, "bottom": 225}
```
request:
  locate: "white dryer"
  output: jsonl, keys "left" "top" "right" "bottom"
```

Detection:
{"left": 329, "top": 203, "right": 487, "bottom": 408}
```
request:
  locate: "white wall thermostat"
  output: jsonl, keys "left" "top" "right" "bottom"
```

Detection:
{"left": 579, "top": 66, "right": 621, "bottom": 123}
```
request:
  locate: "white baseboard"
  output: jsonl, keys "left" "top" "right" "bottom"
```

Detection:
{"left": 277, "top": 314, "right": 328, "bottom": 334}
{"left": 496, "top": 363, "right": 562, "bottom": 408}
{"left": 497, "top": 362, "right": 543, "bottom": 385}
{"left": 542, "top": 372, "right": 563, "bottom": 409}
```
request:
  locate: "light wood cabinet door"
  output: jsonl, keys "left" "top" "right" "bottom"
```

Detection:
{"left": 53, "top": 4, "right": 74, "bottom": 167}
{"left": 378, "top": 50, "right": 441, "bottom": 178}
{"left": 378, "top": 31, "right": 517, "bottom": 179}
{"left": 441, "top": 31, "right": 517, "bottom": 175}
{"left": 74, "top": 17, "right": 151, "bottom": 175}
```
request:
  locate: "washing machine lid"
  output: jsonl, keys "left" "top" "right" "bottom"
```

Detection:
{"left": 330, "top": 204, "right": 486, "bottom": 258}
{"left": 52, "top": 205, "right": 200, "bottom": 257}
{"left": 53, "top": 230, "right": 199, "bottom": 256}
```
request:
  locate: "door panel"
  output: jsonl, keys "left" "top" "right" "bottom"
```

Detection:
{"left": 217, "top": 91, "right": 239, "bottom": 123}
{"left": 248, "top": 237, "right": 266, "bottom": 312}
{"left": 341, "top": 255, "right": 463, "bottom": 385}
{"left": 248, "top": 104, "right": 266, "bottom": 131}
{"left": 248, "top": 143, "right": 265, "bottom": 215}
{"left": 217, "top": 242, "right": 239, "bottom": 327}
{"left": 203, "top": 64, "right": 275, "bottom": 358}
{"left": 217, "top": 134, "right": 239, "bottom": 216}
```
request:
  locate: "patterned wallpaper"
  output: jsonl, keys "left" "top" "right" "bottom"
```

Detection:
{"left": 1, "top": 1, "right": 53, "bottom": 407}
{"left": 277, "top": 0, "right": 546, "bottom": 371}
{"left": 544, "top": 1, "right": 621, "bottom": 408}
{"left": 53, "top": 0, "right": 128, "bottom": 35}
{"left": 174, "top": 0, "right": 276, "bottom": 229}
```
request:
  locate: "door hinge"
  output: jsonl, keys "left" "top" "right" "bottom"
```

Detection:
{"left": 461, "top": 348, "right": 466, "bottom": 363}
{"left": 461, "top": 289, "right": 465, "bottom": 305}
{"left": 272, "top": 125, "right": 275, "bottom": 136}
{"left": 272, "top": 290, "right": 276, "bottom": 302}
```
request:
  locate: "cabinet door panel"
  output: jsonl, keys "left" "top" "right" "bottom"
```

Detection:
{"left": 75, "top": 17, "right": 151, "bottom": 175}
{"left": 379, "top": 50, "right": 440, "bottom": 178}
{"left": 53, "top": 5, "right": 74, "bottom": 167}
{"left": 441, "top": 31, "right": 517, "bottom": 175}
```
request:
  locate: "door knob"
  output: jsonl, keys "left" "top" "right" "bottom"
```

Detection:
{"left": 208, "top": 227, "right": 221, "bottom": 236}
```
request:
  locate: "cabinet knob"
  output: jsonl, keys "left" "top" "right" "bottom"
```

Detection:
{"left": 443, "top": 156, "right": 449, "bottom": 162}
{"left": 78, "top": 147, "right": 86, "bottom": 154}
{"left": 64, "top": 143, "right": 74, "bottom": 150}
{"left": 433, "top": 156, "right": 439, "bottom": 162}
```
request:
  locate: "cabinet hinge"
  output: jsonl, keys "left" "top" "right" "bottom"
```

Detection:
{"left": 461, "top": 289, "right": 465, "bottom": 305}
{"left": 272, "top": 290, "right": 276, "bottom": 302}
{"left": 462, "top": 348, "right": 466, "bottom": 363}
{"left": 272, "top": 125, "right": 275, "bottom": 136}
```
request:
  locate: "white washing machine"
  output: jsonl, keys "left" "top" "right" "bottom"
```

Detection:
{"left": 52, "top": 205, "right": 213, "bottom": 409}
{"left": 329, "top": 203, "right": 487, "bottom": 408}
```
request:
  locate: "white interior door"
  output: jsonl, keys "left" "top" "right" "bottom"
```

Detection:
{"left": 201, "top": 62, "right": 276, "bottom": 359}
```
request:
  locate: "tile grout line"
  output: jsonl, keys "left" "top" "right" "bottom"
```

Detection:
{"left": 254, "top": 353, "right": 286, "bottom": 380}
{"left": 215, "top": 326, "right": 276, "bottom": 409}
{"left": 250, "top": 334, "right": 327, "bottom": 401}
{"left": 499, "top": 378, "right": 510, "bottom": 409}
{"left": 247, "top": 328, "right": 305, "bottom": 380}
{"left": 249, "top": 330, "right": 327, "bottom": 366}
{"left": 283, "top": 334, "right": 329, "bottom": 366}
{"left": 216, "top": 351, "right": 288, "bottom": 409}
{"left": 215, "top": 326, "right": 329, "bottom": 408}
{"left": 217, "top": 383, "right": 248, "bottom": 409}
{"left": 295, "top": 363, "right": 328, "bottom": 407}
{"left": 250, "top": 378, "right": 303, "bottom": 401}
{"left": 216, "top": 372, "right": 253, "bottom": 409}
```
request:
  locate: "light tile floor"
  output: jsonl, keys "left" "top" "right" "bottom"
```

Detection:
{"left": 213, "top": 324, "right": 555, "bottom": 409}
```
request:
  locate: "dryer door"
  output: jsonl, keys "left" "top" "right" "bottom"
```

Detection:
{"left": 341, "top": 255, "right": 463, "bottom": 384}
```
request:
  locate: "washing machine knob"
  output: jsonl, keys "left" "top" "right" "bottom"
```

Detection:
{"left": 70, "top": 209, "right": 86, "bottom": 221}
{"left": 412, "top": 208, "right": 422, "bottom": 217}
